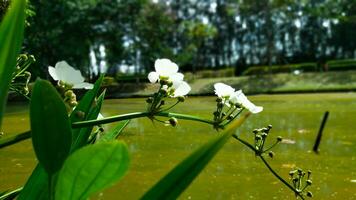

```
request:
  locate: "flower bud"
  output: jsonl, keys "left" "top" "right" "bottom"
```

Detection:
{"left": 65, "top": 90, "right": 74, "bottom": 98}
{"left": 267, "top": 124, "right": 272, "bottom": 129}
{"left": 99, "top": 127, "right": 104, "bottom": 132}
{"left": 213, "top": 111, "right": 219, "bottom": 117}
{"left": 160, "top": 100, "right": 165, "bottom": 106}
{"left": 221, "top": 112, "right": 226, "bottom": 117}
{"left": 277, "top": 136, "right": 283, "bottom": 142}
{"left": 69, "top": 100, "right": 78, "bottom": 107}
{"left": 289, "top": 171, "right": 295, "bottom": 176}
{"left": 268, "top": 151, "right": 274, "bottom": 158}
{"left": 261, "top": 132, "right": 268, "bottom": 138}
{"left": 218, "top": 102, "right": 224, "bottom": 108}
{"left": 306, "top": 180, "right": 312, "bottom": 185}
{"left": 178, "top": 96, "right": 185, "bottom": 102}
{"left": 167, "top": 81, "right": 173, "bottom": 87}
{"left": 216, "top": 97, "right": 223, "bottom": 102}
{"left": 146, "top": 97, "right": 153, "bottom": 103}
{"left": 75, "top": 111, "right": 85, "bottom": 119}
{"left": 160, "top": 88, "right": 168, "bottom": 95}
{"left": 169, "top": 117, "right": 178, "bottom": 127}
{"left": 227, "top": 114, "right": 234, "bottom": 120}
{"left": 306, "top": 191, "right": 313, "bottom": 197}
{"left": 253, "top": 129, "right": 259, "bottom": 134}
{"left": 159, "top": 79, "right": 168, "bottom": 85}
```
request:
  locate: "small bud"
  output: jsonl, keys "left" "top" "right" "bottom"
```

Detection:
{"left": 159, "top": 79, "right": 168, "bottom": 85}
{"left": 213, "top": 111, "right": 219, "bottom": 116}
{"left": 306, "top": 191, "right": 313, "bottom": 197}
{"left": 65, "top": 90, "right": 74, "bottom": 97}
{"left": 277, "top": 136, "right": 283, "bottom": 142}
{"left": 160, "top": 88, "right": 168, "bottom": 95}
{"left": 261, "top": 133, "right": 268, "bottom": 138}
{"left": 306, "top": 180, "right": 312, "bottom": 185}
{"left": 75, "top": 111, "right": 85, "bottom": 119}
{"left": 216, "top": 97, "right": 223, "bottom": 102}
{"left": 99, "top": 127, "right": 104, "bottom": 132}
{"left": 297, "top": 168, "right": 303, "bottom": 175}
{"left": 253, "top": 129, "right": 259, "bottom": 134}
{"left": 221, "top": 112, "right": 226, "bottom": 117}
{"left": 267, "top": 124, "right": 272, "bottom": 129}
{"left": 178, "top": 96, "right": 185, "bottom": 102}
{"left": 255, "top": 135, "right": 262, "bottom": 141}
{"left": 268, "top": 151, "right": 274, "bottom": 158}
{"left": 218, "top": 102, "right": 224, "bottom": 108}
{"left": 167, "top": 81, "right": 173, "bottom": 87}
{"left": 262, "top": 128, "right": 269, "bottom": 133}
{"left": 289, "top": 171, "right": 295, "bottom": 176}
{"left": 160, "top": 100, "right": 165, "bottom": 106}
{"left": 69, "top": 101, "right": 78, "bottom": 107}
{"left": 169, "top": 117, "right": 178, "bottom": 127}
{"left": 227, "top": 114, "right": 234, "bottom": 120}
{"left": 146, "top": 97, "right": 153, "bottom": 103}
{"left": 293, "top": 177, "right": 299, "bottom": 183}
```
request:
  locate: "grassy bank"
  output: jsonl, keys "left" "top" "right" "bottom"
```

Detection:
{"left": 104, "top": 70, "right": 356, "bottom": 98}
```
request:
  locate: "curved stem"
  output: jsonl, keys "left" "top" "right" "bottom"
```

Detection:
{"left": 232, "top": 134, "right": 305, "bottom": 199}
{"left": 160, "top": 100, "right": 180, "bottom": 112}
{"left": 259, "top": 156, "right": 305, "bottom": 200}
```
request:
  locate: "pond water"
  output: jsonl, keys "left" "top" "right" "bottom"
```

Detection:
{"left": 1, "top": 93, "right": 356, "bottom": 199}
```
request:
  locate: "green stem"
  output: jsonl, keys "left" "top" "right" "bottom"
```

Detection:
{"left": 155, "top": 112, "right": 215, "bottom": 125}
{"left": 0, "top": 187, "right": 23, "bottom": 199}
{"left": 259, "top": 155, "right": 305, "bottom": 199}
{"left": 232, "top": 134, "right": 305, "bottom": 200}
{"left": 0, "top": 130, "right": 31, "bottom": 148}
{"left": 160, "top": 100, "right": 180, "bottom": 112}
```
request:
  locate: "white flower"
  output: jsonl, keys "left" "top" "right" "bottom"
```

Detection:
{"left": 214, "top": 83, "right": 235, "bottom": 98}
{"left": 229, "top": 90, "right": 263, "bottom": 114}
{"left": 172, "top": 81, "right": 191, "bottom": 97}
{"left": 148, "top": 58, "right": 182, "bottom": 83}
{"left": 48, "top": 61, "right": 93, "bottom": 89}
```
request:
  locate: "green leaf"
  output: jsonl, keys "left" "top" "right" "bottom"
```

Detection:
{"left": 19, "top": 76, "right": 104, "bottom": 199}
{"left": 18, "top": 165, "right": 49, "bottom": 200}
{"left": 55, "top": 141, "right": 130, "bottom": 200}
{"left": 141, "top": 113, "right": 250, "bottom": 200}
{"left": 0, "top": 0, "right": 26, "bottom": 128}
{"left": 30, "top": 79, "right": 72, "bottom": 175}
{"left": 71, "top": 90, "right": 106, "bottom": 150}
{"left": 0, "top": 187, "right": 23, "bottom": 200}
{"left": 98, "top": 120, "right": 130, "bottom": 143}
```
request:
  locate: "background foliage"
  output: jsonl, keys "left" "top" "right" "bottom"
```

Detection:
{"left": 2, "top": 0, "right": 356, "bottom": 78}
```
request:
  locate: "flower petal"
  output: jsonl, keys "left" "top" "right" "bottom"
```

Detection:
{"left": 148, "top": 71, "right": 159, "bottom": 83}
{"left": 48, "top": 66, "right": 59, "bottom": 80}
{"left": 73, "top": 82, "right": 94, "bottom": 89}
{"left": 55, "top": 61, "right": 85, "bottom": 84}
{"left": 155, "top": 58, "right": 179, "bottom": 76}
{"left": 214, "top": 83, "right": 235, "bottom": 97}
{"left": 173, "top": 81, "right": 191, "bottom": 97}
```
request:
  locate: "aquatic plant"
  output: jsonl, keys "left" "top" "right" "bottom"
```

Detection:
{"left": 0, "top": 1, "right": 313, "bottom": 199}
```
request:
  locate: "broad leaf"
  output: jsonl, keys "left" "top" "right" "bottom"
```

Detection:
{"left": 141, "top": 113, "right": 250, "bottom": 200}
{"left": 98, "top": 120, "right": 130, "bottom": 142}
{"left": 0, "top": 0, "right": 26, "bottom": 128}
{"left": 30, "top": 79, "right": 72, "bottom": 175}
{"left": 19, "top": 76, "right": 104, "bottom": 199}
{"left": 55, "top": 141, "right": 130, "bottom": 200}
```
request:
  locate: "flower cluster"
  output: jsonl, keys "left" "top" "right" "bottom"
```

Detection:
{"left": 212, "top": 83, "right": 263, "bottom": 128}
{"left": 148, "top": 58, "right": 191, "bottom": 98}
{"left": 146, "top": 58, "right": 191, "bottom": 126}
{"left": 289, "top": 168, "right": 313, "bottom": 198}
{"left": 214, "top": 83, "right": 263, "bottom": 114}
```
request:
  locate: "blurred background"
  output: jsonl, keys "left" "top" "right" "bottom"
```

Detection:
{"left": 2, "top": 0, "right": 356, "bottom": 82}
